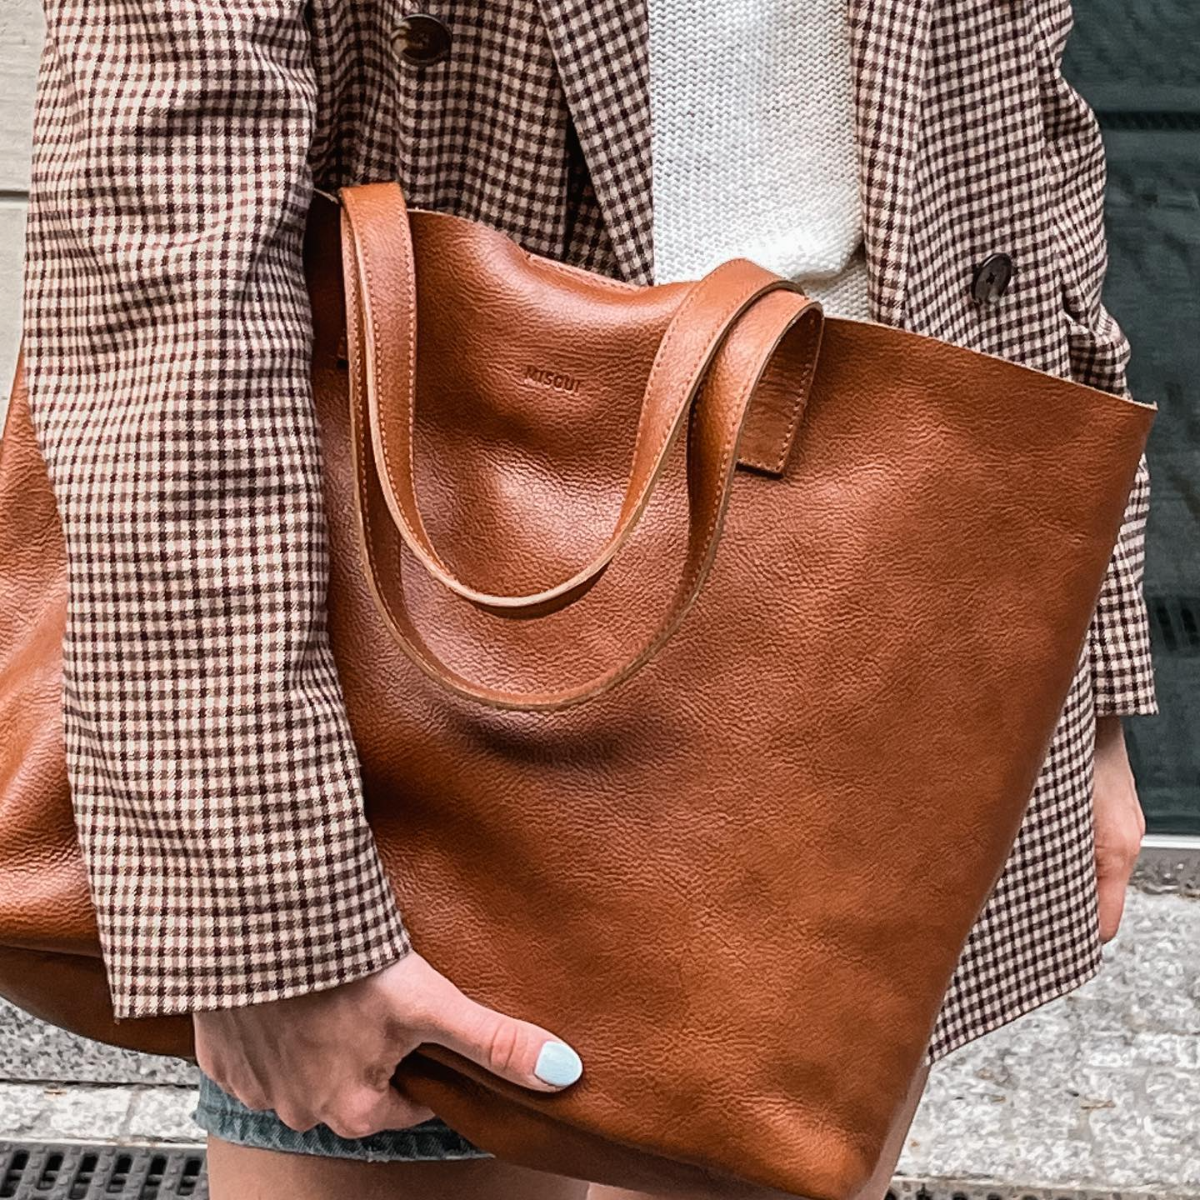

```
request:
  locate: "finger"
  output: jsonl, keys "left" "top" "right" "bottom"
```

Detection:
{"left": 420, "top": 979, "right": 583, "bottom": 1093}
{"left": 235, "top": 1088, "right": 273, "bottom": 1113}
{"left": 273, "top": 1105, "right": 320, "bottom": 1134}
{"left": 1095, "top": 852, "right": 1133, "bottom": 943}
{"left": 324, "top": 1089, "right": 436, "bottom": 1140}
{"left": 369, "top": 1089, "right": 437, "bottom": 1133}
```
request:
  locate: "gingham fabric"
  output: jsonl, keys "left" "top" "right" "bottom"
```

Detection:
{"left": 20, "top": 0, "right": 1154, "bottom": 1055}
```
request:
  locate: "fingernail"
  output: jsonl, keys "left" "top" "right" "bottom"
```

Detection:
{"left": 534, "top": 1040, "right": 583, "bottom": 1087}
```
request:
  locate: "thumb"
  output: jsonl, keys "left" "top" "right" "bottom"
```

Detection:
{"left": 422, "top": 980, "right": 584, "bottom": 1093}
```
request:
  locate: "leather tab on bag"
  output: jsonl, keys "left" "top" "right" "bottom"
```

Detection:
{"left": 735, "top": 300, "right": 824, "bottom": 476}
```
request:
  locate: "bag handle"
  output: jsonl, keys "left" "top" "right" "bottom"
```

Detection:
{"left": 339, "top": 182, "right": 820, "bottom": 617}
{"left": 338, "top": 181, "right": 824, "bottom": 710}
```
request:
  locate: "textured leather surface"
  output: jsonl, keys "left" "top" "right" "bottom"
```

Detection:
{"left": 0, "top": 183, "right": 1153, "bottom": 1199}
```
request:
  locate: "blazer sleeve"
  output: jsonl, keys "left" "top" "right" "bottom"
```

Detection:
{"left": 1050, "top": 33, "right": 1158, "bottom": 720}
{"left": 21, "top": 0, "right": 411, "bottom": 1019}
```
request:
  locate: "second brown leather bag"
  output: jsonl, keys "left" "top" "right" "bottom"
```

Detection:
{"left": 0, "top": 181, "right": 1153, "bottom": 1199}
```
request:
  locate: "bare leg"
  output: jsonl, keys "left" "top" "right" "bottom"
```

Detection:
{"left": 587, "top": 1063, "right": 931, "bottom": 1200}
{"left": 206, "top": 1137, "right": 591, "bottom": 1200}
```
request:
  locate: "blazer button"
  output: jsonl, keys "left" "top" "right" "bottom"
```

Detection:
{"left": 971, "top": 253, "right": 1014, "bottom": 303}
{"left": 393, "top": 13, "right": 451, "bottom": 65}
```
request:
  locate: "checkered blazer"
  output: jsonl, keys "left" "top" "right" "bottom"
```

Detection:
{"left": 21, "top": 0, "right": 1154, "bottom": 1059}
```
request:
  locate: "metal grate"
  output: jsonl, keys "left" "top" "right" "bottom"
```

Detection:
{"left": 0, "top": 1147, "right": 1193, "bottom": 1200}
{"left": 0, "top": 1143, "right": 206, "bottom": 1199}
{"left": 889, "top": 1183, "right": 1197, "bottom": 1200}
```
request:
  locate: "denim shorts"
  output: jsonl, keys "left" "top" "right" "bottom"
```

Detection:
{"left": 191, "top": 1070, "right": 493, "bottom": 1162}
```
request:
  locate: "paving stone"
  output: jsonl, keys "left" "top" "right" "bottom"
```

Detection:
{"left": 899, "top": 889, "right": 1200, "bottom": 1190}
{"left": 0, "top": 1002, "right": 196, "bottom": 1084}
{"left": 0, "top": 1083, "right": 135, "bottom": 1142}
{"left": 125, "top": 1087, "right": 205, "bottom": 1144}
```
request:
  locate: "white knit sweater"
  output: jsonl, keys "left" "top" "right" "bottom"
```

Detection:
{"left": 646, "top": 0, "right": 870, "bottom": 320}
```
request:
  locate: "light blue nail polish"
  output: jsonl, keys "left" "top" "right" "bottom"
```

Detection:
{"left": 534, "top": 1040, "right": 583, "bottom": 1087}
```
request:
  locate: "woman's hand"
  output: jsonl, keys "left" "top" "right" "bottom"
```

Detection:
{"left": 1093, "top": 713, "right": 1147, "bottom": 943}
{"left": 193, "top": 950, "right": 584, "bottom": 1137}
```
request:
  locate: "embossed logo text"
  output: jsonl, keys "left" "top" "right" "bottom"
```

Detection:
{"left": 524, "top": 365, "right": 580, "bottom": 395}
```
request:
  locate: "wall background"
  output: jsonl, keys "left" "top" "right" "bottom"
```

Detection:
{"left": 1062, "top": 1, "right": 1200, "bottom": 835}
{"left": 0, "top": 1, "right": 37, "bottom": 401}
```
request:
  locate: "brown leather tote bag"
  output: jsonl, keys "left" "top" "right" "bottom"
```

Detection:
{"left": 0, "top": 181, "right": 1153, "bottom": 1199}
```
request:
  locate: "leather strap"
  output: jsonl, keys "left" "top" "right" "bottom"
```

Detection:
{"left": 340, "top": 182, "right": 820, "bottom": 615}
{"left": 338, "top": 181, "right": 824, "bottom": 710}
